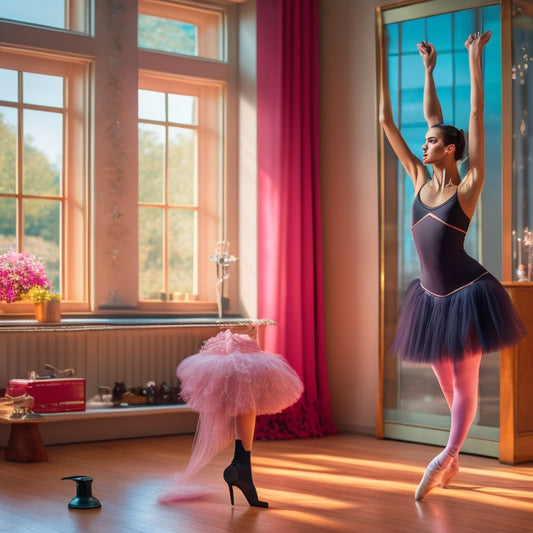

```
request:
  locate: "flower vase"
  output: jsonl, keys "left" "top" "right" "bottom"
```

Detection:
{"left": 34, "top": 301, "right": 61, "bottom": 323}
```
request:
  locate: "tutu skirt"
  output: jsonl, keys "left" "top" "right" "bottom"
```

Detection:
{"left": 177, "top": 332, "right": 304, "bottom": 417}
{"left": 390, "top": 273, "right": 527, "bottom": 363}
{"left": 158, "top": 329, "right": 304, "bottom": 503}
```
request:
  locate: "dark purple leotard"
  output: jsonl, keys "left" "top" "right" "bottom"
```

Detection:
{"left": 412, "top": 188, "right": 487, "bottom": 297}
{"left": 390, "top": 183, "right": 526, "bottom": 363}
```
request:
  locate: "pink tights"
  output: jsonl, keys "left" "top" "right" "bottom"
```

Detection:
{"left": 431, "top": 352, "right": 482, "bottom": 465}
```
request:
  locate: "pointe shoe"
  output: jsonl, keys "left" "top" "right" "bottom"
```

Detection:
{"left": 440, "top": 456, "right": 459, "bottom": 488}
{"left": 414, "top": 457, "right": 449, "bottom": 501}
{"left": 223, "top": 463, "right": 268, "bottom": 508}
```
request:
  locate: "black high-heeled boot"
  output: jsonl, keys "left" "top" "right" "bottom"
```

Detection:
{"left": 223, "top": 439, "right": 268, "bottom": 508}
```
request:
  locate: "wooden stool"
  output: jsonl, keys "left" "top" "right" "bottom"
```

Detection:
{"left": 1, "top": 416, "right": 48, "bottom": 462}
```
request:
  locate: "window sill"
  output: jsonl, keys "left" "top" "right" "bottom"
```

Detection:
{"left": 0, "top": 299, "right": 221, "bottom": 315}
{"left": 0, "top": 315, "right": 274, "bottom": 332}
{"left": 0, "top": 316, "right": 275, "bottom": 333}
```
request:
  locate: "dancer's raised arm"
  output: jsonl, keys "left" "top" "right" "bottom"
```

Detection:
{"left": 379, "top": 30, "right": 428, "bottom": 193}
{"left": 457, "top": 30, "right": 492, "bottom": 218}
{"left": 417, "top": 41, "right": 443, "bottom": 127}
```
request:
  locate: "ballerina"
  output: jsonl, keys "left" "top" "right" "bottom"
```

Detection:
{"left": 379, "top": 29, "right": 526, "bottom": 500}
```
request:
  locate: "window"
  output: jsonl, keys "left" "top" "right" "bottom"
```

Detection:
{"left": 138, "top": 81, "right": 221, "bottom": 302}
{"left": 137, "top": 1, "right": 227, "bottom": 308}
{"left": 0, "top": 0, "right": 90, "bottom": 33}
{"left": 138, "top": 2, "right": 224, "bottom": 60}
{"left": 0, "top": 51, "right": 88, "bottom": 309}
{"left": 0, "top": 0, "right": 234, "bottom": 316}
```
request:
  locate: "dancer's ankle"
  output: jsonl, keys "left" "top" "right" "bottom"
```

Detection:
{"left": 436, "top": 450, "right": 455, "bottom": 468}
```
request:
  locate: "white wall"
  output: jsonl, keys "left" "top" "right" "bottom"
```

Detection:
{"left": 320, "top": 0, "right": 385, "bottom": 434}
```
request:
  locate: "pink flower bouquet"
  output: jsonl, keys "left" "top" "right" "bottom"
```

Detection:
{"left": 0, "top": 249, "right": 52, "bottom": 303}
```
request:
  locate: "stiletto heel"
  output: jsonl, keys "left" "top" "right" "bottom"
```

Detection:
{"left": 223, "top": 463, "right": 238, "bottom": 505}
{"left": 223, "top": 440, "right": 268, "bottom": 508}
{"left": 227, "top": 481, "right": 235, "bottom": 505}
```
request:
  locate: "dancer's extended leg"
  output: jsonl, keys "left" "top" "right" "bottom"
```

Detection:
{"left": 430, "top": 359, "right": 460, "bottom": 487}
{"left": 223, "top": 411, "right": 268, "bottom": 508}
{"left": 439, "top": 352, "right": 482, "bottom": 460}
{"left": 431, "top": 360, "right": 454, "bottom": 410}
{"left": 416, "top": 353, "right": 482, "bottom": 500}
{"left": 235, "top": 411, "right": 256, "bottom": 451}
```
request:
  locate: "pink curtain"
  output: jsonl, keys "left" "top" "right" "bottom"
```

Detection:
{"left": 256, "top": 0, "right": 337, "bottom": 439}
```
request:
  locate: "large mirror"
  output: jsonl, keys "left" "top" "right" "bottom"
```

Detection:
{"left": 377, "top": 0, "right": 503, "bottom": 457}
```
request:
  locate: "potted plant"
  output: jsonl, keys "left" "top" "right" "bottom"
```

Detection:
{"left": 25, "top": 286, "right": 62, "bottom": 323}
{"left": 0, "top": 249, "right": 59, "bottom": 322}
{"left": 24, "top": 286, "right": 61, "bottom": 303}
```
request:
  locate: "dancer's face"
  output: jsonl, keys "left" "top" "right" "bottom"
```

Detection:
{"left": 422, "top": 128, "right": 452, "bottom": 165}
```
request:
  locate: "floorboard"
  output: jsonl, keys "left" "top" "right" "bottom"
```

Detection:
{"left": 1, "top": 433, "right": 532, "bottom": 532}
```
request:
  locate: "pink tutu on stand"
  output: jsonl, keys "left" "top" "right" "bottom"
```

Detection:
{"left": 158, "top": 329, "right": 304, "bottom": 503}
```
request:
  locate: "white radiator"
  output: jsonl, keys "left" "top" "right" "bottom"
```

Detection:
{"left": 0, "top": 323, "right": 259, "bottom": 399}
{"left": 88, "top": 327, "right": 210, "bottom": 396}
{"left": 0, "top": 330, "right": 88, "bottom": 389}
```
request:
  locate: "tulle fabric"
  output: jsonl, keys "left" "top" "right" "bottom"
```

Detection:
{"left": 177, "top": 333, "right": 304, "bottom": 417}
{"left": 390, "top": 273, "right": 527, "bottom": 363}
{"left": 158, "top": 330, "right": 304, "bottom": 503}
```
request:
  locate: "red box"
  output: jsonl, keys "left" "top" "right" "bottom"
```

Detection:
{"left": 7, "top": 378, "right": 86, "bottom": 413}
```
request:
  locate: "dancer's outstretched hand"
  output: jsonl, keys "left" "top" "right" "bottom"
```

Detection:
{"left": 464, "top": 30, "right": 492, "bottom": 55}
{"left": 417, "top": 41, "right": 437, "bottom": 73}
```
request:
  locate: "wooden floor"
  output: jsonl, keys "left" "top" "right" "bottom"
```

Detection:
{"left": 1, "top": 433, "right": 533, "bottom": 533}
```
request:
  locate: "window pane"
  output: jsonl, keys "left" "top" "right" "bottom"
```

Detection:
{"left": 387, "top": 24, "right": 399, "bottom": 55}
{"left": 453, "top": 10, "right": 476, "bottom": 50}
{"left": 400, "top": 19, "right": 425, "bottom": 53}
{"left": 0, "top": 0, "right": 65, "bottom": 29}
{"left": 0, "top": 197, "right": 16, "bottom": 250}
{"left": 401, "top": 54, "right": 423, "bottom": 92}
{"left": 399, "top": 90, "right": 421, "bottom": 125}
{"left": 168, "top": 94, "right": 197, "bottom": 126}
{"left": 23, "top": 110, "right": 62, "bottom": 196}
{"left": 0, "top": 107, "right": 17, "bottom": 194}
{"left": 23, "top": 72, "right": 63, "bottom": 108}
{"left": 138, "top": 15, "right": 197, "bottom": 57}
{"left": 168, "top": 209, "right": 195, "bottom": 294}
{"left": 427, "top": 14, "right": 452, "bottom": 50}
{"left": 168, "top": 127, "right": 196, "bottom": 205}
{"left": 139, "top": 207, "right": 163, "bottom": 299}
{"left": 0, "top": 69, "right": 17, "bottom": 102}
{"left": 139, "top": 89, "right": 166, "bottom": 121}
{"left": 139, "top": 123, "right": 164, "bottom": 204}
{"left": 433, "top": 53, "right": 453, "bottom": 92}
{"left": 138, "top": 4, "right": 223, "bottom": 61}
{"left": 24, "top": 198, "right": 61, "bottom": 291}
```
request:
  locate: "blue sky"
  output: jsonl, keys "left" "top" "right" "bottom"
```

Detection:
{"left": 0, "top": 0, "right": 65, "bottom": 29}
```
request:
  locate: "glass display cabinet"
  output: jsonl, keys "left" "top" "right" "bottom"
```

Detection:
{"left": 499, "top": 0, "right": 533, "bottom": 464}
